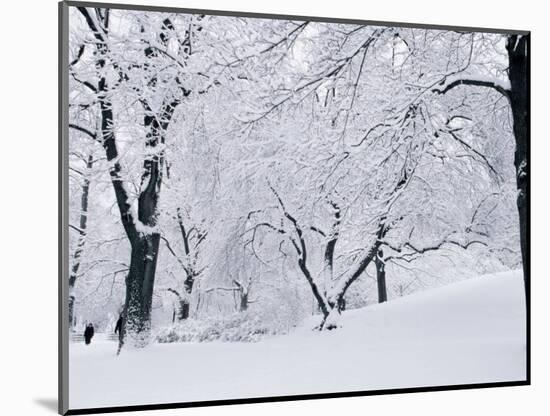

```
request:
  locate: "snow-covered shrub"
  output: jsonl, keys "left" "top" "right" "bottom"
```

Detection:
{"left": 155, "top": 312, "right": 280, "bottom": 343}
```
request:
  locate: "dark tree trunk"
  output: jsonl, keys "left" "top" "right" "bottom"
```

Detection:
{"left": 118, "top": 109, "right": 170, "bottom": 347}
{"left": 320, "top": 201, "right": 342, "bottom": 317}
{"left": 506, "top": 34, "right": 529, "bottom": 292}
{"left": 375, "top": 248, "right": 388, "bottom": 303}
{"left": 318, "top": 173, "right": 405, "bottom": 329}
{"left": 181, "top": 272, "right": 195, "bottom": 319}
{"left": 324, "top": 239, "right": 337, "bottom": 276}
{"left": 239, "top": 290, "right": 249, "bottom": 312}
{"left": 299, "top": 259, "right": 329, "bottom": 318}
{"left": 166, "top": 288, "right": 190, "bottom": 321}
{"left": 179, "top": 299, "right": 190, "bottom": 320}
{"left": 337, "top": 296, "right": 346, "bottom": 311}
{"left": 68, "top": 154, "right": 93, "bottom": 329}
{"left": 163, "top": 210, "right": 206, "bottom": 321}
{"left": 176, "top": 208, "right": 200, "bottom": 320}
{"left": 119, "top": 104, "right": 166, "bottom": 347}
{"left": 169, "top": 273, "right": 195, "bottom": 321}
{"left": 120, "top": 233, "right": 161, "bottom": 347}
{"left": 117, "top": 65, "right": 180, "bottom": 349}
{"left": 324, "top": 200, "right": 340, "bottom": 280}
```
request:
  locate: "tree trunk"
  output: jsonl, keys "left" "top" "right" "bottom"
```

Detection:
{"left": 181, "top": 273, "right": 194, "bottom": 319}
{"left": 68, "top": 154, "right": 93, "bottom": 330}
{"left": 176, "top": 209, "right": 198, "bottom": 320}
{"left": 77, "top": 7, "right": 177, "bottom": 351}
{"left": 320, "top": 227, "right": 385, "bottom": 330}
{"left": 118, "top": 151, "right": 164, "bottom": 348}
{"left": 506, "top": 34, "right": 529, "bottom": 292}
{"left": 298, "top": 258, "right": 329, "bottom": 319}
{"left": 169, "top": 275, "right": 194, "bottom": 322}
{"left": 239, "top": 290, "right": 249, "bottom": 312}
{"left": 179, "top": 299, "right": 190, "bottom": 320}
{"left": 68, "top": 295, "right": 76, "bottom": 329}
{"left": 375, "top": 249, "right": 388, "bottom": 303}
{"left": 337, "top": 296, "right": 346, "bottom": 311}
{"left": 116, "top": 115, "right": 167, "bottom": 348}
{"left": 166, "top": 288, "right": 190, "bottom": 321}
{"left": 117, "top": 99, "right": 177, "bottom": 349}
{"left": 119, "top": 233, "right": 161, "bottom": 348}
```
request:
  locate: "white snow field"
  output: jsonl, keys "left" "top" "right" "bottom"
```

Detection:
{"left": 69, "top": 270, "right": 526, "bottom": 409}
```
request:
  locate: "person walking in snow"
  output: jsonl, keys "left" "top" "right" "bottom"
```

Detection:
{"left": 84, "top": 323, "right": 94, "bottom": 345}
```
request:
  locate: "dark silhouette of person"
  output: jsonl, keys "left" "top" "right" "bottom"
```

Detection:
{"left": 84, "top": 323, "right": 94, "bottom": 345}
{"left": 114, "top": 315, "right": 122, "bottom": 335}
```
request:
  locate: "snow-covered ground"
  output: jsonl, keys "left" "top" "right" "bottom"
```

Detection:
{"left": 69, "top": 270, "right": 526, "bottom": 410}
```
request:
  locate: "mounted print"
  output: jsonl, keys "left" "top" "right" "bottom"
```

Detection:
{"left": 59, "top": 1, "right": 530, "bottom": 414}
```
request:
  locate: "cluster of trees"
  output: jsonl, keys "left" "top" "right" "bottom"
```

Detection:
{"left": 67, "top": 7, "right": 526, "bottom": 349}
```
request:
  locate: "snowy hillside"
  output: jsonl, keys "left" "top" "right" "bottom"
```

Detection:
{"left": 69, "top": 270, "right": 526, "bottom": 409}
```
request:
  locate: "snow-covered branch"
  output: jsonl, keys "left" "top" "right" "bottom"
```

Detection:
{"left": 432, "top": 76, "right": 511, "bottom": 101}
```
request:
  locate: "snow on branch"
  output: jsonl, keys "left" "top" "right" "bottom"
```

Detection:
{"left": 69, "top": 123, "right": 97, "bottom": 141}
{"left": 69, "top": 223, "right": 86, "bottom": 236}
{"left": 443, "top": 128, "right": 500, "bottom": 178}
{"left": 384, "top": 225, "right": 488, "bottom": 263}
{"left": 70, "top": 73, "right": 98, "bottom": 93}
{"left": 432, "top": 75, "right": 511, "bottom": 100}
{"left": 267, "top": 183, "right": 330, "bottom": 315}
{"left": 161, "top": 236, "right": 191, "bottom": 276}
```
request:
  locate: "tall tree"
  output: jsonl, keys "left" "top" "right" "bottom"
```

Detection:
{"left": 75, "top": 7, "right": 197, "bottom": 348}
{"left": 68, "top": 154, "right": 94, "bottom": 328}
{"left": 432, "top": 34, "right": 529, "bottom": 289}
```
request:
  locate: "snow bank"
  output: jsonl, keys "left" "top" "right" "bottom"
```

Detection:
{"left": 69, "top": 270, "right": 526, "bottom": 410}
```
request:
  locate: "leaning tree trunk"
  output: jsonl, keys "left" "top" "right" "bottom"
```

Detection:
{"left": 375, "top": 248, "right": 388, "bottom": 303}
{"left": 68, "top": 154, "right": 93, "bottom": 329}
{"left": 320, "top": 220, "right": 388, "bottom": 330}
{"left": 506, "top": 34, "right": 529, "bottom": 291}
